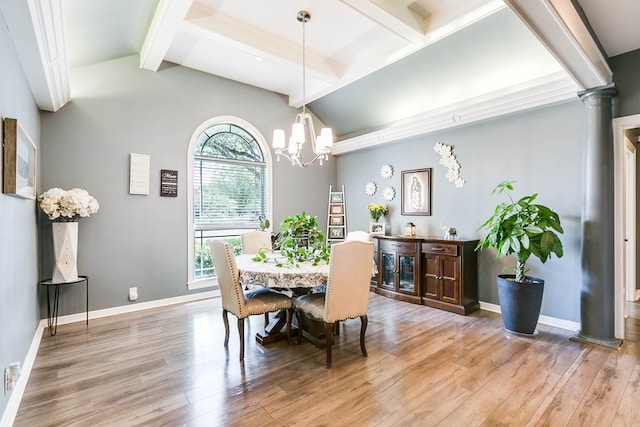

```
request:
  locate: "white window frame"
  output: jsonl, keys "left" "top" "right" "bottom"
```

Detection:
{"left": 186, "top": 116, "right": 273, "bottom": 290}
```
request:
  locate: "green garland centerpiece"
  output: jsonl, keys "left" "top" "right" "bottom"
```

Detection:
{"left": 253, "top": 212, "right": 330, "bottom": 267}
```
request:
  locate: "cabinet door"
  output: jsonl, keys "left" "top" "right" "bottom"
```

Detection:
{"left": 380, "top": 252, "right": 396, "bottom": 290}
{"left": 397, "top": 253, "right": 416, "bottom": 294}
{"left": 422, "top": 254, "right": 440, "bottom": 299}
{"left": 440, "top": 256, "right": 460, "bottom": 304}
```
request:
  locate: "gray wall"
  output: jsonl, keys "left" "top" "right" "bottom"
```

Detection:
{"left": 611, "top": 48, "right": 640, "bottom": 119}
{"left": 337, "top": 101, "right": 585, "bottom": 321}
{"left": 39, "top": 55, "right": 335, "bottom": 312}
{"left": 611, "top": 48, "right": 640, "bottom": 291}
{"left": 0, "top": 16, "right": 41, "bottom": 417}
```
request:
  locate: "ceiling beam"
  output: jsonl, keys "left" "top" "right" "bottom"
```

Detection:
{"left": 0, "top": 0, "right": 70, "bottom": 112}
{"left": 504, "top": 0, "right": 611, "bottom": 90}
{"left": 139, "top": 0, "right": 193, "bottom": 71}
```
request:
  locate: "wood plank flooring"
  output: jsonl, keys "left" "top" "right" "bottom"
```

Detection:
{"left": 14, "top": 294, "right": 640, "bottom": 426}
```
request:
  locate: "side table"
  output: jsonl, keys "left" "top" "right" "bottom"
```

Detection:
{"left": 39, "top": 276, "right": 89, "bottom": 336}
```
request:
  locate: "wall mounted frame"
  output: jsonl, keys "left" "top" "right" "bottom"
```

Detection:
{"left": 3, "top": 118, "right": 37, "bottom": 200}
{"left": 401, "top": 168, "right": 431, "bottom": 216}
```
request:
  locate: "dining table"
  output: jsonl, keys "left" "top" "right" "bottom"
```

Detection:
{"left": 235, "top": 252, "right": 330, "bottom": 345}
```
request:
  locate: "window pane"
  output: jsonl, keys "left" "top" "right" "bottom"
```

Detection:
{"left": 192, "top": 121, "right": 268, "bottom": 279}
{"left": 193, "top": 159, "right": 266, "bottom": 228}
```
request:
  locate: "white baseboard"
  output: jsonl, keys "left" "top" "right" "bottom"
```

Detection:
{"left": 0, "top": 322, "right": 45, "bottom": 427}
{"left": 0, "top": 290, "right": 219, "bottom": 427}
{"left": 479, "top": 301, "right": 581, "bottom": 332}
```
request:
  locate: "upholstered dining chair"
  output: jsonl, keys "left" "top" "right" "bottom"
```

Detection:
{"left": 346, "top": 230, "right": 372, "bottom": 242}
{"left": 209, "top": 240, "right": 292, "bottom": 362}
{"left": 289, "top": 240, "right": 374, "bottom": 368}
{"left": 241, "top": 230, "right": 272, "bottom": 254}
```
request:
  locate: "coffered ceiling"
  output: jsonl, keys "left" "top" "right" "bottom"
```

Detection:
{"left": 2, "top": 0, "right": 639, "bottom": 149}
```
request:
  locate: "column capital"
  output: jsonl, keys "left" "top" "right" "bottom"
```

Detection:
{"left": 578, "top": 83, "right": 618, "bottom": 103}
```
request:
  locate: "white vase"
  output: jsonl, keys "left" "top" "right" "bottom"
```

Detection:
{"left": 52, "top": 222, "right": 79, "bottom": 283}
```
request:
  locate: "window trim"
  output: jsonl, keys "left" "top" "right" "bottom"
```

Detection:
{"left": 186, "top": 116, "right": 273, "bottom": 290}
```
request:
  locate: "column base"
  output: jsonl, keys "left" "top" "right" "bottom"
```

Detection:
{"left": 569, "top": 330, "right": 622, "bottom": 350}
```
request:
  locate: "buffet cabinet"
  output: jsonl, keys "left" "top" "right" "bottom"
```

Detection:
{"left": 372, "top": 236, "right": 479, "bottom": 315}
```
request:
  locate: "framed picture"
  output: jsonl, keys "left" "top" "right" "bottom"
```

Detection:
{"left": 329, "top": 204, "right": 344, "bottom": 215}
{"left": 330, "top": 215, "right": 344, "bottom": 226}
{"left": 369, "top": 222, "right": 385, "bottom": 235}
{"left": 401, "top": 168, "right": 431, "bottom": 216}
{"left": 3, "top": 118, "right": 36, "bottom": 200}
{"left": 330, "top": 192, "right": 344, "bottom": 203}
{"left": 329, "top": 226, "right": 345, "bottom": 239}
{"left": 160, "top": 169, "right": 178, "bottom": 197}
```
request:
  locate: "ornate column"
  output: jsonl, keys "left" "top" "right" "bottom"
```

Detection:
{"left": 571, "top": 83, "right": 622, "bottom": 348}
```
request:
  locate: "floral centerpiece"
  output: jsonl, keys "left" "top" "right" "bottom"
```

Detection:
{"left": 367, "top": 203, "right": 388, "bottom": 222}
{"left": 38, "top": 188, "right": 99, "bottom": 221}
{"left": 38, "top": 188, "right": 99, "bottom": 283}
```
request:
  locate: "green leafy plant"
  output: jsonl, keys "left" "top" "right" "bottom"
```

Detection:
{"left": 267, "top": 212, "right": 330, "bottom": 266}
{"left": 476, "top": 181, "right": 564, "bottom": 282}
{"left": 258, "top": 215, "right": 270, "bottom": 231}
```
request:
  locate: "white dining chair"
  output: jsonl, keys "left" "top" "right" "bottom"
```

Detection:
{"left": 241, "top": 230, "right": 273, "bottom": 254}
{"left": 209, "top": 240, "right": 293, "bottom": 362}
{"left": 288, "top": 240, "right": 374, "bottom": 368}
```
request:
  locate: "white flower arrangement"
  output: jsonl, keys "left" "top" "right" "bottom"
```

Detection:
{"left": 434, "top": 142, "right": 465, "bottom": 188}
{"left": 38, "top": 187, "right": 100, "bottom": 221}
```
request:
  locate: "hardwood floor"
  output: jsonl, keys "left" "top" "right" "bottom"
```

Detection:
{"left": 14, "top": 294, "right": 640, "bottom": 426}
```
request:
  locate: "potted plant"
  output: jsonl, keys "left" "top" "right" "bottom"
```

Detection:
{"left": 269, "top": 212, "right": 330, "bottom": 266}
{"left": 476, "top": 181, "right": 564, "bottom": 335}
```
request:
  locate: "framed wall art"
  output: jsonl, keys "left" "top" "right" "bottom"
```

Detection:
{"left": 329, "top": 226, "right": 345, "bottom": 239}
{"left": 329, "top": 204, "right": 344, "bottom": 215}
{"left": 329, "top": 192, "right": 344, "bottom": 203}
{"left": 329, "top": 215, "right": 344, "bottom": 226}
{"left": 3, "top": 118, "right": 36, "bottom": 200}
{"left": 401, "top": 168, "right": 431, "bottom": 216}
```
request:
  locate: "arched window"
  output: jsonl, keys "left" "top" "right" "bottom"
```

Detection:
{"left": 187, "top": 117, "right": 272, "bottom": 289}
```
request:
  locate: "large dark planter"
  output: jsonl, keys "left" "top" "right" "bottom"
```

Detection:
{"left": 497, "top": 274, "right": 544, "bottom": 335}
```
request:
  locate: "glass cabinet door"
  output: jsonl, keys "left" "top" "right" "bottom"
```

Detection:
{"left": 398, "top": 254, "right": 415, "bottom": 293}
{"left": 381, "top": 252, "right": 395, "bottom": 288}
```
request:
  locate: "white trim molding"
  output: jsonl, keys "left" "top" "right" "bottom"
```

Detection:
{"left": 332, "top": 72, "right": 577, "bottom": 154}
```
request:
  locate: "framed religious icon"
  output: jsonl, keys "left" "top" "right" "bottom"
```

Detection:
{"left": 401, "top": 168, "right": 431, "bottom": 216}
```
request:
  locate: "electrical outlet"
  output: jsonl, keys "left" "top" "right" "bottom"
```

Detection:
{"left": 129, "top": 287, "right": 138, "bottom": 301}
{"left": 4, "top": 362, "right": 20, "bottom": 394}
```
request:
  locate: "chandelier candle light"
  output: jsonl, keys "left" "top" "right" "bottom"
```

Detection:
{"left": 272, "top": 11, "right": 333, "bottom": 167}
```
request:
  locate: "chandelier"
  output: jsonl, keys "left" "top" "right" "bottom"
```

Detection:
{"left": 272, "top": 10, "right": 333, "bottom": 167}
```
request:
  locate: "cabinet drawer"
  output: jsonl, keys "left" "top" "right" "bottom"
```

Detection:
{"left": 422, "top": 242, "right": 458, "bottom": 256}
{"left": 379, "top": 240, "right": 417, "bottom": 253}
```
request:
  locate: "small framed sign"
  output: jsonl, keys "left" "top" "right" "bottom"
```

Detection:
{"left": 160, "top": 169, "right": 178, "bottom": 197}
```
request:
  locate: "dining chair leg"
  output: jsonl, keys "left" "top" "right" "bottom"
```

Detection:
{"left": 295, "top": 310, "right": 303, "bottom": 345}
{"left": 238, "top": 317, "right": 245, "bottom": 362}
{"left": 285, "top": 308, "right": 293, "bottom": 345}
{"left": 264, "top": 313, "right": 269, "bottom": 328}
{"left": 222, "top": 309, "right": 230, "bottom": 347}
{"left": 325, "top": 322, "right": 334, "bottom": 368}
{"left": 359, "top": 315, "right": 368, "bottom": 357}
